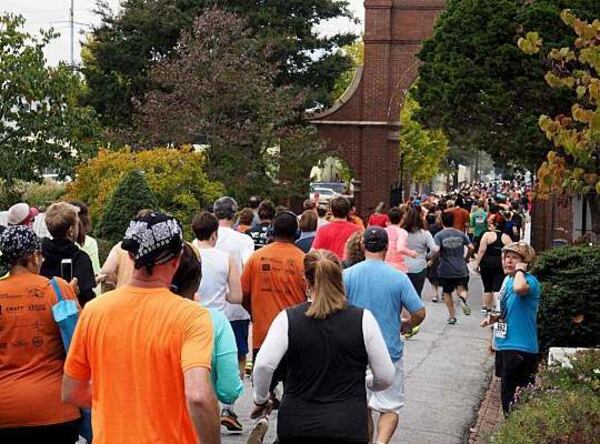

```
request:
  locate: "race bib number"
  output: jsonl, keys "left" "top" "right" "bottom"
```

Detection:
{"left": 475, "top": 215, "right": 485, "bottom": 224}
{"left": 495, "top": 322, "right": 508, "bottom": 339}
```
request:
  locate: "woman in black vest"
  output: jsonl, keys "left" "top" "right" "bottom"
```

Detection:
{"left": 474, "top": 213, "right": 512, "bottom": 313}
{"left": 251, "top": 250, "right": 395, "bottom": 444}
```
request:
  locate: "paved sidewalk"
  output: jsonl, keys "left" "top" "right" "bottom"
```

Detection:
{"left": 222, "top": 269, "right": 494, "bottom": 444}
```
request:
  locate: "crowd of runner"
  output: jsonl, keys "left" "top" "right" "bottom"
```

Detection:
{"left": 0, "top": 179, "right": 541, "bottom": 444}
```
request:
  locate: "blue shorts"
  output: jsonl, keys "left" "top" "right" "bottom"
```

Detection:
{"left": 230, "top": 320, "right": 250, "bottom": 358}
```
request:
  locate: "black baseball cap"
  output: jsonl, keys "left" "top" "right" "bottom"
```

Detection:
{"left": 363, "top": 226, "right": 388, "bottom": 252}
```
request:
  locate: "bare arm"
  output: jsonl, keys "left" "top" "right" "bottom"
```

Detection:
{"left": 401, "top": 307, "right": 426, "bottom": 332}
{"left": 184, "top": 367, "right": 220, "bottom": 444}
{"left": 475, "top": 233, "right": 490, "bottom": 267}
{"left": 61, "top": 374, "right": 92, "bottom": 408}
{"left": 513, "top": 266, "right": 530, "bottom": 296}
{"left": 226, "top": 256, "right": 242, "bottom": 304}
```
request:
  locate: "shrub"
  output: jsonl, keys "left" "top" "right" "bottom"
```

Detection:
{"left": 21, "top": 180, "right": 66, "bottom": 211}
{"left": 96, "top": 170, "right": 158, "bottom": 243}
{"left": 67, "top": 146, "right": 225, "bottom": 234}
{"left": 492, "top": 350, "right": 600, "bottom": 444}
{"left": 96, "top": 238, "right": 113, "bottom": 266}
{"left": 532, "top": 245, "right": 600, "bottom": 353}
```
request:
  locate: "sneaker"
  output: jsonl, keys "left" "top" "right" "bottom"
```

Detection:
{"left": 459, "top": 296, "right": 472, "bottom": 316}
{"left": 245, "top": 360, "right": 253, "bottom": 375}
{"left": 447, "top": 317, "right": 457, "bottom": 325}
{"left": 481, "top": 306, "right": 490, "bottom": 314}
{"left": 402, "top": 325, "right": 420, "bottom": 339}
{"left": 441, "top": 294, "right": 445, "bottom": 302}
{"left": 431, "top": 295, "right": 438, "bottom": 303}
{"left": 221, "top": 408, "right": 243, "bottom": 432}
{"left": 247, "top": 418, "right": 269, "bottom": 444}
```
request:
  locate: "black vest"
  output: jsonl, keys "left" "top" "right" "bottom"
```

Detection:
{"left": 278, "top": 302, "right": 369, "bottom": 442}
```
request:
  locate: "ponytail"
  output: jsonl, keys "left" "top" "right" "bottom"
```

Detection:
{"left": 304, "top": 250, "right": 347, "bottom": 319}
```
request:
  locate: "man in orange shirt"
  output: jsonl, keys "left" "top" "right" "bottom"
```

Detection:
{"left": 62, "top": 212, "right": 220, "bottom": 444}
{"left": 446, "top": 200, "right": 470, "bottom": 233}
{"left": 242, "top": 211, "right": 306, "bottom": 403}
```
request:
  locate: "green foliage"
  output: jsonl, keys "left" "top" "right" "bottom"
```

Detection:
{"left": 127, "top": 9, "right": 326, "bottom": 205}
{"left": 0, "top": 14, "right": 101, "bottom": 187}
{"left": 97, "top": 170, "right": 158, "bottom": 243}
{"left": 492, "top": 350, "right": 600, "bottom": 444}
{"left": 330, "top": 40, "right": 364, "bottom": 103}
{"left": 21, "top": 181, "right": 66, "bottom": 211}
{"left": 81, "top": 0, "right": 356, "bottom": 127}
{"left": 519, "top": 10, "right": 600, "bottom": 234}
{"left": 96, "top": 238, "right": 113, "bottom": 265}
{"left": 532, "top": 245, "right": 600, "bottom": 353}
{"left": 68, "top": 146, "right": 225, "bottom": 236}
{"left": 399, "top": 92, "right": 449, "bottom": 183}
{"left": 414, "top": 0, "right": 600, "bottom": 170}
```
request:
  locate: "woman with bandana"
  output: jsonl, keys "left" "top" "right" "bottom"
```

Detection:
{"left": 0, "top": 226, "right": 81, "bottom": 443}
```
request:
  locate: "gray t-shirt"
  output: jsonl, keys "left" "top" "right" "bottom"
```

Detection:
{"left": 434, "top": 228, "right": 471, "bottom": 278}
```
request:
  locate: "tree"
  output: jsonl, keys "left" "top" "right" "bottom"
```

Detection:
{"left": 68, "top": 146, "right": 225, "bottom": 234}
{"left": 97, "top": 170, "right": 158, "bottom": 243}
{"left": 519, "top": 10, "right": 600, "bottom": 236}
{"left": 414, "top": 0, "right": 600, "bottom": 170}
{"left": 330, "top": 40, "right": 364, "bottom": 103}
{"left": 399, "top": 92, "right": 449, "bottom": 184}
{"left": 82, "top": 0, "right": 357, "bottom": 127}
{"left": 0, "top": 14, "right": 100, "bottom": 191}
{"left": 126, "top": 8, "right": 326, "bottom": 204}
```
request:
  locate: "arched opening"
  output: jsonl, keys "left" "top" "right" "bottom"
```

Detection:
{"left": 309, "top": 156, "right": 356, "bottom": 206}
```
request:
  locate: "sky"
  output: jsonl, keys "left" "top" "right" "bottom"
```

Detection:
{"left": 2, "top": 0, "right": 365, "bottom": 66}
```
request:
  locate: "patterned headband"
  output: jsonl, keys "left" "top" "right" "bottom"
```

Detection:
{"left": 0, "top": 226, "right": 41, "bottom": 275}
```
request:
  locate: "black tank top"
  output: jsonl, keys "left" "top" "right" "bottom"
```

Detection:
{"left": 481, "top": 231, "right": 504, "bottom": 269}
{"left": 278, "top": 302, "right": 369, "bottom": 442}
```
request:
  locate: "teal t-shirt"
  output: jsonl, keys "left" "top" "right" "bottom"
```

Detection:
{"left": 208, "top": 308, "right": 244, "bottom": 404}
{"left": 470, "top": 209, "right": 488, "bottom": 238}
{"left": 496, "top": 274, "right": 541, "bottom": 354}
{"left": 343, "top": 260, "right": 424, "bottom": 362}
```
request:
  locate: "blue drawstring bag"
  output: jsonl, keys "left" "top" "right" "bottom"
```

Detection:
{"left": 50, "top": 278, "right": 93, "bottom": 443}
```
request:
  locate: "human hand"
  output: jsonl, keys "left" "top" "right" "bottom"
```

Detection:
{"left": 515, "top": 262, "right": 528, "bottom": 272}
{"left": 250, "top": 400, "right": 273, "bottom": 420}
{"left": 70, "top": 277, "right": 80, "bottom": 296}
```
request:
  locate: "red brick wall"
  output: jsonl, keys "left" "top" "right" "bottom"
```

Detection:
{"left": 531, "top": 194, "right": 573, "bottom": 251}
{"left": 312, "top": 0, "right": 446, "bottom": 217}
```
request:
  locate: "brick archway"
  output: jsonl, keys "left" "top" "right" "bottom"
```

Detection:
{"left": 310, "top": 0, "right": 446, "bottom": 216}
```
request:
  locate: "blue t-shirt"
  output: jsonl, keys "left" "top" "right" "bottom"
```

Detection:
{"left": 496, "top": 274, "right": 541, "bottom": 354}
{"left": 343, "top": 259, "right": 424, "bottom": 362}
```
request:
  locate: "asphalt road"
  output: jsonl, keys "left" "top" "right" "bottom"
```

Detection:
{"left": 222, "top": 266, "right": 493, "bottom": 444}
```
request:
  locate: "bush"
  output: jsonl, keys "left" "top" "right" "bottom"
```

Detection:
{"left": 67, "top": 146, "right": 224, "bottom": 235}
{"left": 533, "top": 245, "right": 600, "bottom": 354}
{"left": 492, "top": 350, "right": 600, "bottom": 444}
{"left": 97, "top": 170, "right": 158, "bottom": 243}
{"left": 96, "top": 238, "right": 113, "bottom": 266}
{"left": 21, "top": 180, "right": 66, "bottom": 210}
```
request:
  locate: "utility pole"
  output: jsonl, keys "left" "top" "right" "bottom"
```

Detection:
{"left": 70, "top": 0, "right": 75, "bottom": 67}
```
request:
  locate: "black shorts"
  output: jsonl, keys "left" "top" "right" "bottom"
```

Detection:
{"left": 440, "top": 276, "right": 469, "bottom": 294}
{"left": 480, "top": 267, "right": 504, "bottom": 293}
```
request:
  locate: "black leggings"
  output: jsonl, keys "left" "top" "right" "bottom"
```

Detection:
{"left": 407, "top": 269, "right": 427, "bottom": 297}
{"left": 495, "top": 350, "right": 539, "bottom": 415}
{"left": 0, "top": 420, "right": 79, "bottom": 444}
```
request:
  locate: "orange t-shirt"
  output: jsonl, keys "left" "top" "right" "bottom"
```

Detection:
{"left": 449, "top": 207, "right": 470, "bottom": 232}
{"left": 64, "top": 286, "right": 213, "bottom": 444}
{"left": 241, "top": 242, "right": 306, "bottom": 348}
{"left": 0, "top": 272, "right": 80, "bottom": 428}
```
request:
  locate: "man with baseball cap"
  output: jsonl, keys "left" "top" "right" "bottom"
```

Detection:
{"left": 62, "top": 212, "right": 220, "bottom": 444}
{"left": 343, "top": 226, "right": 426, "bottom": 444}
{"left": 481, "top": 241, "right": 540, "bottom": 416}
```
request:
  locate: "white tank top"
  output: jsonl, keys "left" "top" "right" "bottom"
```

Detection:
{"left": 198, "top": 248, "right": 230, "bottom": 312}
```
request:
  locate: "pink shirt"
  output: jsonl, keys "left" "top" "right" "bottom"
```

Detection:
{"left": 384, "top": 225, "right": 413, "bottom": 273}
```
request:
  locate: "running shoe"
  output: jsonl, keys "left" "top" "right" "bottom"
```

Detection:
{"left": 245, "top": 360, "right": 253, "bottom": 375}
{"left": 402, "top": 325, "right": 421, "bottom": 339}
{"left": 431, "top": 295, "right": 438, "bottom": 303}
{"left": 221, "top": 408, "right": 243, "bottom": 432}
{"left": 459, "top": 296, "right": 472, "bottom": 316}
{"left": 247, "top": 418, "right": 269, "bottom": 444}
{"left": 447, "top": 317, "right": 457, "bottom": 325}
{"left": 481, "top": 306, "right": 490, "bottom": 314}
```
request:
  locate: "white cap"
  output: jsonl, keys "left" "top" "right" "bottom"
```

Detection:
{"left": 7, "top": 203, "right": 39, "bottom": 226}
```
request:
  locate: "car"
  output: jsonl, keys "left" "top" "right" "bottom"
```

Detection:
{"left": 309, "top": 187, "right": 340, "bottom": 205}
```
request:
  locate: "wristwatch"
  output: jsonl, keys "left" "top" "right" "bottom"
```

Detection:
{"left": 514, "top": 269, "right": 526, "bottom": 276}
